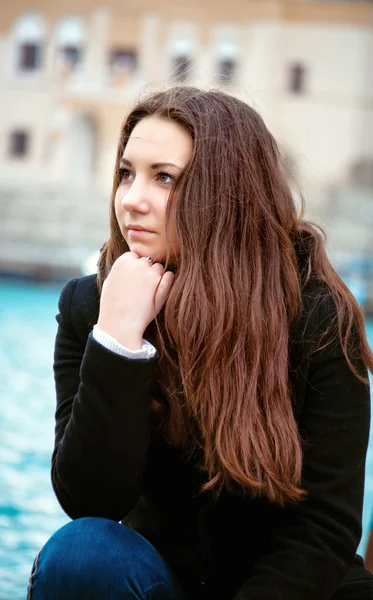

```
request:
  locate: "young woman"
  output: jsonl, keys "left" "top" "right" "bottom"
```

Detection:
{"left": 28, "top": 86, "right": 373, "bottom": 600}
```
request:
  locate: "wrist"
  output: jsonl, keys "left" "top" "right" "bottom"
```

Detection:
{"left": 96, "top": 320, "right": 144, "bottom": 350}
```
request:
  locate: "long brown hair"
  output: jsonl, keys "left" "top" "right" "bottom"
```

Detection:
{"left": 98, "top": 86, "right": 373, "bottom": 505}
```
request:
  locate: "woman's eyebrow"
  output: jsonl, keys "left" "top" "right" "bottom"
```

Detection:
{"left": 119, "top": 157, "right": 182, "bottom": 171}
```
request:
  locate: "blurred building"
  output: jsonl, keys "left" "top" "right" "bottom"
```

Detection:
{"left": 0, "top": 0, "right": 372, "bottom": 279}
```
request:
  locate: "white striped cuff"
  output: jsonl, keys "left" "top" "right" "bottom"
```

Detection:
{"left": 92, "top": 325, "right": 157, "bottom": 360}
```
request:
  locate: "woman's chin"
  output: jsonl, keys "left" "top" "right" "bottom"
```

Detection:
{"left": 126, "top": 240, "right": 175, "bottom": 266}
{"left": 128, "top": 241, "right": 154, "bottom": 256}
{"left": 128, "top": 245, "right": 164, "bottom": 264}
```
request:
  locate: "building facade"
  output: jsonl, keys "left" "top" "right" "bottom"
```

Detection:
{"left": 0, "top": 0, "right": 372, "bottom": 276}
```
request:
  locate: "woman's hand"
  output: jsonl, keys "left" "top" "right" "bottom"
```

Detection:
{"left": 97, "top": 252, "right": 175, "bottom": 349}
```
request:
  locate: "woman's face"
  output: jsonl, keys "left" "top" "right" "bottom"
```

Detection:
{"left": 115, "top": 115, "right": 193, "bottom": 263}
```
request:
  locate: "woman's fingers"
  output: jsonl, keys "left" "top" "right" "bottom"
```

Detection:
{"left": 154, "top": 271, "right": 175, "bottom": 313}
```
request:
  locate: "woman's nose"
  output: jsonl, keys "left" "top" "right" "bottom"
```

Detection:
{"left": 120, "top": 180, "right": 150, "bottom": 213}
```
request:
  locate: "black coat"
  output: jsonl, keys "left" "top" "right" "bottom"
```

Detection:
{"left": 52, "top": 274, "right": 373, "bottom": 600}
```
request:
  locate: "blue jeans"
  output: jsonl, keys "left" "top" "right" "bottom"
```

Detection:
{"left": 27, "top": 517, "right": 191, "bottom": 599}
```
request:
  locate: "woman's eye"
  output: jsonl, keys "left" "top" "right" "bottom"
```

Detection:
{"left": 157, "top": 172, "right": 174, "bottom": 185}
{"left": 119, "top": 168, "right": 133, "bottom": 183}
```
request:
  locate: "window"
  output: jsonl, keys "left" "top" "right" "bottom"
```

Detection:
{"left": 172, "top": 55, "right": 191, "bottom": 83}
{"left": 60, "top": 45, "right": 81, "bottom": 67}
{"left": 9, "top": 131, "right": 29, "bottom": 157}
{"left": 109, "top": 49, "right": 137, "bottom": 72}
{"left": 213, "top": 34, "right": 239, "bottom": 85}
{"left": 289, "top": 63, "right": 306, "bottom": 94}
{"left": 18, "top": 43, "right": 40, "bottom": 71}
{"left": 13, "top": 13, "right": 45, "bottom": 73}
{"left": 218, "top": 58, "right": 237, "bottom": 84}
{"left": 55, "top": 17, "right": 85, "bottom": 70}
{"left": 168, "top": 26, "right": 195, "bottom": 84}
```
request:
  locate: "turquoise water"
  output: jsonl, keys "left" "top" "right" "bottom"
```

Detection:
{"left": 0, "top": 278, "right": 373, "bottom": 600}
{"left": 0, "top": 280, "right": 70, "bottom": 600}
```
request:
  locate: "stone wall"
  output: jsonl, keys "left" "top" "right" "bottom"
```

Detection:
{"left": 0, "top": 183, "right": 109, "bottom": 278}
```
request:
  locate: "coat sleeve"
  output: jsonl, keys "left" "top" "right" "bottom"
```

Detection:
{"left": 51, "top": 278, "right": 159, "bottom": 521}
{"left": 233, "top": 296, "right": 371, "bottom": 600}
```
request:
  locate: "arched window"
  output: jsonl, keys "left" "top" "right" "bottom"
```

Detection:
{"left": 170, "top": 39, "right": 193, "bottom": 83}
{"left": 216, "top": 41, "right": 238, "bottom": 84}
{"left": 55, "top": 17, "right": 85, "bottom": 69}
{"left": 13, "top": 13, "right": 46, "bottom": 72}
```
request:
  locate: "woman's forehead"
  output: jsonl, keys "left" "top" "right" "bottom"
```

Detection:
{"left": 123, "top": 116, "right": 192, "bottom": 165}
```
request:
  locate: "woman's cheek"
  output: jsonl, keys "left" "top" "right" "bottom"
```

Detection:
{"left": 114, "top": 188, "right": 124, "bottom": 219}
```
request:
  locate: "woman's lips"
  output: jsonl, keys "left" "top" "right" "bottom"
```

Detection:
{"left": 128, "top": 228, "right": 155, "bottom": 238}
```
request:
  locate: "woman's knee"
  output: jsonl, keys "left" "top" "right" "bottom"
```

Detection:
{"left": 28, "top": 517, "right": 184, "bottom": 600}
{"left": 28, "top": 518, "right": 137, "bottom": 598}
{"left": 42, "top": 517, "right": 125, "bottom": 568}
